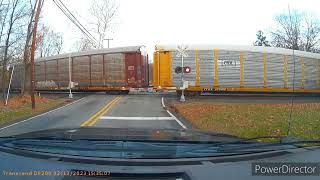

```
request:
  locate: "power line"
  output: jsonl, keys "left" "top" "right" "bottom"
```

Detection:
{"left": 52, "top": 0, "right": 98, "bottom": 47}
{"left": 54, "top": 0, "right": 97, "bottom": 45}
{"left": 55, "top": 0, "right": 97, "bottom": 43}
{"left": 52, "top": 0, "right": 96, "bottom": 45}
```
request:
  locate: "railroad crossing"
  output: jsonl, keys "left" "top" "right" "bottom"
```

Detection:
{"left": 0, "top": 94, "right": 185, "bottom": 137}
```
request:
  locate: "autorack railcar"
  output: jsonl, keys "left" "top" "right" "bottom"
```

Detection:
{"left": 10, "top": 46, "right": 149, "bottom": 94}
{"left": 153, "top": 45, "right": 320, "bottom": 94}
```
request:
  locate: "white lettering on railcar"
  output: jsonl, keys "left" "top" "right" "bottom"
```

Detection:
{"left": 218, "top": 59, "right": 239, "bottom": 68}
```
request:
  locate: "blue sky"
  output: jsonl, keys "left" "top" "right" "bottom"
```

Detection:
{"left": 42, "top": 0, "right": 320, "bottom": 56}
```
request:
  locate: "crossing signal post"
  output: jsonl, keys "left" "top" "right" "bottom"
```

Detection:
{"left": 176, "top": 45, "right": 189, "bottom": 102}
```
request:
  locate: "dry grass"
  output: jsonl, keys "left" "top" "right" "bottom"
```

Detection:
{"left": 171, "top": 102, "right": 320, "bottom": 140}
{"left": 0, "top": 95, "right": 52, "bottom": 108}
{"left": 0, "top": 95, "right": 64, "bottom": 125}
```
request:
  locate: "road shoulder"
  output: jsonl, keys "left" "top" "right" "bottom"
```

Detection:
{"left": 0, "top": 95, "right": 85, "bottom": 130}
{"left": 162, "top": 96, "right": 194, "bottom": 129}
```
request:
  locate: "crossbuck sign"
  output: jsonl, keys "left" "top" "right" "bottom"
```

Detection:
{"left": 176, "top": 45, "right": 188, "bottom": 58}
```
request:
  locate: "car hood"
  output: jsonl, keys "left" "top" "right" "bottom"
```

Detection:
{"left": 8, "top": 127, "right": 241, "bottom": 142}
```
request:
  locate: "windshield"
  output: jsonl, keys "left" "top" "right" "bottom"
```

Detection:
{"left": 0, "top": 0, "right": 320, "bottom": 161}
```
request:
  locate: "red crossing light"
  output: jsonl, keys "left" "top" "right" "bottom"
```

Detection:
{"left": 183, "top": 66, "right": 191, "bottom": 73}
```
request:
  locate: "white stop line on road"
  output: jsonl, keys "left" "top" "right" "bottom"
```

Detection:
{"left": 100, "top": 116, "right": 175, "bottom": 120}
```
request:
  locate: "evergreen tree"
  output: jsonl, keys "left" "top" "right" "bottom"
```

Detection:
{"left": 254, "top": 30, "right": 270, "bottom": 47}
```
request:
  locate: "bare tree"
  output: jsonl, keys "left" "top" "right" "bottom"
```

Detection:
{"left": 0, "top": 1, "right": 9, "bottom": 86}
{"left": 21, "top": 0, "right": 37, "bottom": 95}
{"left": 55, "top": 34, "right": 63, "bottom": 54}
{"left": 89, "top": 0, "right": 118, "bottom": 48}
{"left": 301, "top": 14, "right": 320, "bottom": 52}
{"left": 73, "top": 37, "right": 93, "bottom": 52}
{"left": 1, "top": 0, "right": 29, "bottom": 102}
{"left": 36, "top": 25, "right": 63, "bottom": 57}
{"left": 0, "top": 0, "right": 9, "bottom": 44}
{"left": 271, "top": 10, "right": 320, "bottom": 52}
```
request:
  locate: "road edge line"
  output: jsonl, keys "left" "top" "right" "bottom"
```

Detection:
{"left": 162, "top": 96, "right": 187, "bottom": 129}
{"left": 161, "top": 97, "right": 165, "bottom": 108}
{"left": 0, "top": 97, "right": 86, "bottom": 131}
{"left": 166, "top": 110, "right": 187, "bottom": 129}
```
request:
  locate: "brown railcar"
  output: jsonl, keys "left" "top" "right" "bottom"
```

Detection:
{"left": 10, "top": 46, "right": 149, "bottom": 93}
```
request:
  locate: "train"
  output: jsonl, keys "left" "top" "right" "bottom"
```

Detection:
{"left": 153, "top": 45, "right": 320, "bottom": 94}
{"left": 9, "top": 46, "right": 149, "bottom": 94}
{"left": 3, "top": 44, "right": 320, "bottom": 94}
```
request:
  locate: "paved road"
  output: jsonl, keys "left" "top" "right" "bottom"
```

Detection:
{"left": 1, "top": 93, "right": 319, "bottom": 137}
{"left": 93, "top": 95, "right": 180, "bottom": 129}
{"left": 0, "top": 95, "right": 182, "bottom": 137}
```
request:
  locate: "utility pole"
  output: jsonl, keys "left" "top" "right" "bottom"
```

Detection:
{"left": 30, "top": 0, "right": 44, "bottom": 109}
{"left": 104, "top": 38, "right": 113, "bottom": 48}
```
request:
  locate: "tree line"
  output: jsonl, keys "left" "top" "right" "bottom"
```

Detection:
{"left": 254, "top": 10, "right": 320, "bottom": 53}
{"left": 0, "top": 0, "right": 118, "bottom": 105}
{"left": 0, "top": 0, "right": 63, "bottom": 102}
